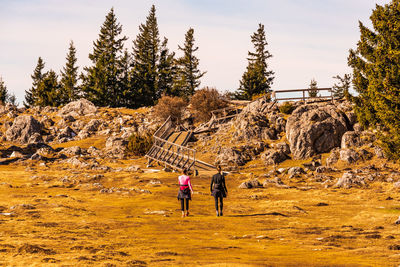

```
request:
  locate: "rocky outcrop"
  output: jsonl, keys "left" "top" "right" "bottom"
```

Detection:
{"left": 230, "top": 97, "right": 284, "bottom": 141}
{"left": 104, "top": 136, "right": 128, "bottom": 158}
{"left": 5, "top": 115, "right": 42, "bottom": 143}
{"left": 286, "top": 104, "right": 350, "bottom": 159}
{"left": 58, "top": 99, "right": 97, "bottom": 117}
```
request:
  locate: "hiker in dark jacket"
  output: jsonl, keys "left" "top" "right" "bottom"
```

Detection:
{"left": 210, "top": 166, "right": 228, "bottom": 216}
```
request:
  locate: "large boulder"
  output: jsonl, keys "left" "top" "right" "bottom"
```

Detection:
{"left": 261, "top": 149, "right": 288, "bottom": 165}
{"left": 58, "top": 99, "right": 97, "bottom": 117}
{"left": 5, "top": 115, "right": 42, "bottom": 143}
{"left": 286, "top": 104, "right": 350, "bottom": 159}
{"left": 335, "top": 172, "right": 365, "bottom": 189}
{"left": 104, "top": 136, "right": 128, "bottom": 158}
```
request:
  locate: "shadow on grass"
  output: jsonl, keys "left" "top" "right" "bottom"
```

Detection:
{"left": 227, "top": 212, "right": 289, "bottom": 217}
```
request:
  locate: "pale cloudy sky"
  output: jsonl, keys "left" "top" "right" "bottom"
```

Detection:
{"left": 0, "top": 0, "right": 391, "bottom": 104}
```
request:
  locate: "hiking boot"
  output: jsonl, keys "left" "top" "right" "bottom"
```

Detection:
{"left": 216, "top": 210, "right": 219, "bottom": 217}
{"left": 220, "top": 210, "right": 223, "bottom": 216}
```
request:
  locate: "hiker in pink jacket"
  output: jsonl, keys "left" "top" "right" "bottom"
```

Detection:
{"left": 177, "top": 169, "right": 194, "bottom": 217}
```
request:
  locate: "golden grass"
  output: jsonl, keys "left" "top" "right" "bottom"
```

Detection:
{"left": 0, "top": 156, "right": 399, "bottom": 266}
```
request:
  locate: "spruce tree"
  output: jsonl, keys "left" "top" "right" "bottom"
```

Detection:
{"left": 332, "top": 74, "right": 351, "bottom": 99}
{"left": 175, "top": 28, "right": 206, "bottom": 98}
{"left": 158, "top": 37, "right": 177, "bottom": 97}
{"left": 131, "top": 4, "right": 160, "bottom": 107}
{"left": 0, "top": 76, "right": 8, "bottom": 104}
{"left": 308, "top": 78, "right": 318, "bottom": 97}
{"left": 60, "top": 40, "right": 79, "bottom": 104}
{"left": 81, "top": 8, "right": 127, "bottom": 107}
{"left": 237, "top": 23, "right": 274, "bottom": 100}
{"left": 348, "top": 0, "right": 400, "bottom": 159}
{"left": 24, "top": 57, "right": 45, "bottom": 107}
{"left": 36, "top": 70, "right": 61, "bottom": 107}
{"left": 118, "top": 49, "right": 134, "bottom": 107}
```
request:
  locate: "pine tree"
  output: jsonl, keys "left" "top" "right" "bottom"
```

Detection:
{"left": 332, "top": 74, "right": 351, "bottom": 99}
{"left": 60, "top": 40, "right": 79, "bottom": 104}
{"left": 36, "top": 70, "right": 61, "bottom": 107}
{"left": 237, "top": 23, "right": 274, "bottom": 100}
{"left": 0, "top": 76, "right": 8, "bottom": 104}
{"left": 158, "top": 37, "right": 177, "bottom": 97}
{"left": 118, "top": 49, "right": 134, "bottom": 107}
{"left": 348, "top": 0, "right": 400, "bottom": 159}
{"left": 24, "top": 57, "right": 45, "bottom": 107}
{"left": 175, "top": 28, "right": 206, "bottom": 98}
{"left": 131, "top": 4, "right": 160, "bottom": 107}
{"left": 81, "top": 8, "right": 128, "bottom": 107}
{"left": 308, "top": 78, "right": 318, "bottom": 97}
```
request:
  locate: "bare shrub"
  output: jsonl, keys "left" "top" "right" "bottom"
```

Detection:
{"left": 190, "top": 87, "right": 228, "bottom": 123}
{"left": 153, "top": 95, "right": 187, "bottom": 123}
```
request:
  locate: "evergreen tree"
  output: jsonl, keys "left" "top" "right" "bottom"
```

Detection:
{"left": 131, "top": 4, "right": 160, "bottom": 107}
{"left": 348, "top": 0, "right": 400, "bottom": 159}
{"left": 308, "top": 78, "right": 318, "bottom": 97}
{"left": 24, "top": 57, "right": 45, "bottom": 107}
{"left": 118, "top": 49, "right": 134, "bottom": 107}
{"left": 0, "top": 76, "right": 8, "bottom": 104}
{"left": 332, "top": 74, "right": 351, "bottom": 99}
{"left": 36, "top": 70, "right": 62, "bottom": 107}
{"left": 175, "top": 28, "right": 206, "bottom": 98}
{"left": 6, "top": 93, "right": 17, "bottom": 106}
{"left": 236, "top": 23, "right": 274, "bottom": 100}
{"left": 81, "top": 8, "right": 128, "bottom": 107}
{"left": 60, "top": 40, "right": 79, "bottom": 104}
{"left": 158, "top": 37, "right": 177, "bottom": 97}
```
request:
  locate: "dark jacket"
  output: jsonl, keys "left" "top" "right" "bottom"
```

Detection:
{"left": 210, "top": 173, "right": 227, "bottom": 198}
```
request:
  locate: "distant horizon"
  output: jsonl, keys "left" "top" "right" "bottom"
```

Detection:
{"left": 0, "top": 0, "right": 391, "bottom": 105}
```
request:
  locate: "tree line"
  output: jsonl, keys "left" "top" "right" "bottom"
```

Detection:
{"left": 23, "top": 6, "right": 206, "bottom": 108}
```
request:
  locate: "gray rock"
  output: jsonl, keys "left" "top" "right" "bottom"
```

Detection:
{"left": 60, "top": 146, "right": 83, "bottom": 157}
{"left": 335, "top": 172, "right": 365, "bottom": 189}
{"left": 261, "top": 149, "right": 288, "bottom": 165}
{"left": 288, "top": 167, "right": 305, "bottom": 178}
{"left": 340, "top": 149, "right": 359, "bottom": 164}
{"left": 326, "top": 147, "right": 340, "bottom": 166}
{"left": 271, "top": 142, "right": 291, "bottom": 155}
{"left": 58, "top": 98, "right": 97, "bottom": 116}
{"left": 6, "top": 115, "right": 42, "bottom": 143}
{"left": 28, "top": 132, "right": 43, "bottom": 144}
{"left": 215, "top": 147, "right": 248, "bottom": 166}
{"left": 286, "top": 104, "right": 349, "bottom": 159}
{"left": 238, "top": 179, "right": 262, "bottom": 189}
{"left": 341, "top": 131, "right": 361, "bottom": 149}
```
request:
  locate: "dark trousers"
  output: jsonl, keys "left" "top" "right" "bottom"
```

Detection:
{"left": 180, "top": 198, "right": 189, "bottom": 211}
{"left": 214, "top": 196, "right": 223, "bottom": 211}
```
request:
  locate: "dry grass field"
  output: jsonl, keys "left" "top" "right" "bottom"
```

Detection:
{"left": 0, "top": 153, "right": 400, "bottom": 266}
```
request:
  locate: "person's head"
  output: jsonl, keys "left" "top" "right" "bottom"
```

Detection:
{"left": 216, "top": 165, "right": 222, "bottom": 173}
{"left": 183, "top": 168, "right": 188, "bottom": 175}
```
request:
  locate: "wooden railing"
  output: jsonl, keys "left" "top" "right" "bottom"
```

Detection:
{"left": 273, "top": 88, "right": 333, "bottom": 102}
{"left": 147, "top": 136, "right": 196, "bottom": 172}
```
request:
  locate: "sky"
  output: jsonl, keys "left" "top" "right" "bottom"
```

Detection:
{"left": 0, "top": 0, "right": 392, "bottom": 105}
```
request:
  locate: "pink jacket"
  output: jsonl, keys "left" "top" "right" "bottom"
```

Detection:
{"left": 178, "top": 175, "right": 193, "bottom": 192}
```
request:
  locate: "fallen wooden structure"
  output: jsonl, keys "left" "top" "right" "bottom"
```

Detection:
{"left": 146, "top": 116, "right": 215, "bottom": 173}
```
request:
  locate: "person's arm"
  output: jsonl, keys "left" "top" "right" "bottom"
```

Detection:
{"left": 210, "top": 175, "right": 214, "bottom": 193}
{"left": 188, "top": 177, "right": 194, "bottom": 194}
{"left": 222, "top": 175, "right": 228, "bottom": 193}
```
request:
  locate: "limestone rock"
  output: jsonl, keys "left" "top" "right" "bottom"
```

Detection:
{"left": 6, "top": 115, "right": 42, "bottom": 143}
{"left": 326, "top": 147, "right": 340, "bottom": 166}
{"left": 238, "top": 179, "right": 262, "bottom": 189}
{"left": 286, "top": 104, "right": 349, "bottom": 159}
{"left": 60, "top": 146, "right": 83, "bottom": 157}
{"left": 335, "top": 172, "right": 365, "bottom": 189}
{"left": 261, "top": 149, "right": 288, "bottom": 165}
{"left": 58, "top": 99, "right": 97, "bottom": 117}
{"left": 340, "top": 149, "right": 359, "bottom": 164}
{"left": 341, "top": 131, "right": 361, "bottom": 149}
